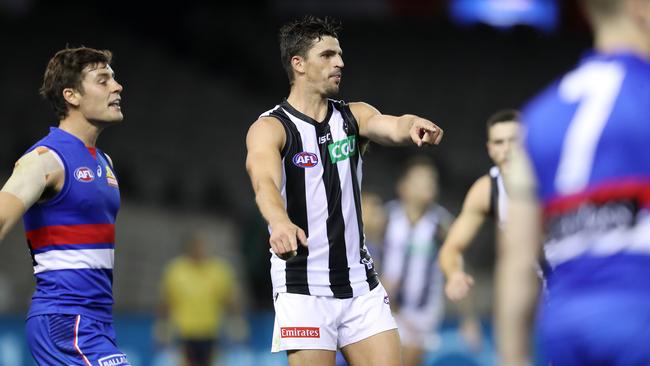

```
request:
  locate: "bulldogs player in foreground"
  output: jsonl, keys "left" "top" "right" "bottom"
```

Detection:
{"left": 497, "top": 0, "right": 650, "bottom": 364}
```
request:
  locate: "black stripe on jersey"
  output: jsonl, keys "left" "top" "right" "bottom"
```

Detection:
{"left": 394, "top": 231, "right": 413, "bottom": 307}
{"left": 315, "top": 117, "right": 354, "bottom": 298}
{"left": 269, "top": 108, "right": 310, "bottom": 295}
{"left": 417, "top": 220, "right": 444, "bottom": 308}
{"left": 489, "top": 173, "right": 498, "bottom": 219}
{"left": 337, "top": 101, "right": 379, "bottom": 290}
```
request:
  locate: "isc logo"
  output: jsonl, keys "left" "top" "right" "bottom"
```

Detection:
{"left": 74, "top": 167, "right": 95, "bottom": 182}
{"left": 292, "top": 152, "right": 319, "bottom": 168}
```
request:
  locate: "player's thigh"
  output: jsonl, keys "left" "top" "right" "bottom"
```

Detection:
{"left": 401, "top": 345, "right": 425, "bottom": 366}
{"left": 287, "top": 349, "right": 336, "bottom": 366}
{"left": 341, "top": 329, "right": 401, "bottom": 366}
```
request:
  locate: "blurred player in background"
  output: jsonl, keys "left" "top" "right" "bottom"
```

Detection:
{"left": 0, "top": 47, "right": 128, "bottom": 365}
{"left": 497, "top": 0, "right": 650, "bottom": 364}
{"left": 381, "top": 157, "right": 453, "bottom": 366}
{"left": 157, "top": 231, "right": 247, "bottom": 366}
{"left": 245, "top": 15, "right": 444, "bottom": 366}
{"left": 439, "top": 110, "right": 521, "bottom": 301}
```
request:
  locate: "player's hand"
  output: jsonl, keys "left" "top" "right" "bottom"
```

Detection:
{"left": 410, "top": 117, "right": 443, "bottom": 147}
{"left": 445, "top": 271, "right": 474, "bottom": 301}
{"left": 269, "top": 219, "right": 307, "bottom": 260}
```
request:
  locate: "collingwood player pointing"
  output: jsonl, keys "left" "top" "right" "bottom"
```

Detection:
{"left": 246, "top": 16, "right": 443, "bottom": 366}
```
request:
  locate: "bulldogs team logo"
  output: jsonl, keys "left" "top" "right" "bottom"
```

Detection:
{"left": 292, "top": 152, "right": 319, "bottom": 168}
{"left": 74, "top": 167, "right": 95, "bottom": 182}
{"left": 105, "top": 165, "right": 119, "bottom": 188}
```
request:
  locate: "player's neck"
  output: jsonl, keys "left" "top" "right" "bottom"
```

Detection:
{"left": 595, "top": 20, "right": 650, "bottom": 60}
{"left": 58, "top": 113, "right": 103, "bottom": 147}
{"left": 403, "top": 202, "right": 427, "bottom": 225}
{"left": 287, "top": 85, "right": 329, "bottom": 123}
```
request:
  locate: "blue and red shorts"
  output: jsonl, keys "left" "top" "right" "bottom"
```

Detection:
{"left": 26, "top": 314, "right": 130, "bottom": 366}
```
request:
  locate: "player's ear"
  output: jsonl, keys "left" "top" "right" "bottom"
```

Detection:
{"left": 291, "top": 55, "right": 306, "bottom": 76}
{"left": 63, "top": 88, "right": 82, "bottom": 107}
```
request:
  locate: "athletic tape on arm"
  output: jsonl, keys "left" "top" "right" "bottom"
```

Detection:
{"left": 0, "top": 147, "right": 64, "bottom": 208}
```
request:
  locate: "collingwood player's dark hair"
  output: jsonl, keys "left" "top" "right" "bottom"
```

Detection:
{"left": 279, "top": 16, "right": 342, "bottom": 85}
{"left": 486, "top": 109, "right": 521, "bottom": 135}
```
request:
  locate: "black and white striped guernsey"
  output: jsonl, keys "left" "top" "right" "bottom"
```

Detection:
{"left": 382, "top": 201, "right": 453, "bottom": 311}
{"left": 261, "top": 99, "right": 379, "bottom": 299}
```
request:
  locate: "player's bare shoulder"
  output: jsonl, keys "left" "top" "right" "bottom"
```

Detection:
{"left": 464, "top": 174, "right": 492, "bottom": 214}
{"left": 246, "top": 116, "right": 286, "bottom": 151}
{"left": 348, "top": 102, "right": 379, "bottom": 122}
{"left": 1, "top": 146, "right": 65, "bottom": 208}
{"left": 348, "top": 102, "right": 380, "bottom": 137}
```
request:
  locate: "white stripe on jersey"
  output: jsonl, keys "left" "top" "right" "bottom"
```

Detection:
{"left": 545, "top": 210, "right": 650, "bottom": 267}
{"left": 383, "top": 202, "right": 449, "bottom": 311}
{"left": 33, "top": 248, "right": 114, "bottom": 274}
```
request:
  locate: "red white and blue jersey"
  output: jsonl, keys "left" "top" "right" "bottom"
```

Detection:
{"left": 523, "top": 52, "right": 650, "bottom": 289}
{"left": 23, "top": 127, "right": 120, "bottom": 322}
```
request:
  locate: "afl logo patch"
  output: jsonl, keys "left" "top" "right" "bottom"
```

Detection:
{"left": 74, "top": 167, "right": 95, "bottom": 182}
{"left": 292, "top": 152, "right": 319, "bottom": 168}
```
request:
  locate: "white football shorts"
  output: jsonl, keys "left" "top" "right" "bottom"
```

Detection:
{"left": 271, "top": 282, "right": 397, "bottom": 352}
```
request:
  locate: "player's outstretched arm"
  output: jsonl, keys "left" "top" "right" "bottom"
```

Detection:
{"left": 495, "top": 146, "right": 540, "bottom": 366}
{"left": 439, "top": 175, "right": 490, "bottom": 301}
{"left": 0, "top": 192, "right": 25, "bottom": 242}
{"left": 245, "top": 117, "right": 307, "bottom": 259}
{"left": 350, "top": 102, "right": 443, "bottom": 147}
{"left": 0, "top": 147, "right": 61, "bottom": 242}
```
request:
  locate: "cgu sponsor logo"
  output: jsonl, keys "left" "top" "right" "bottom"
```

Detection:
{"left": 74, "top": 167, "right": 95, "bottom": 182}
{"left": 280, "top": 327, "right": 321, "bottom": 338}
{"left": 292, "top": 152, "right": 319, "bottom": 168}
{"left": 328, "top": 135, "right": 357, "bottom": 164}
{"left": 98, "top": 354, "right": 129, "bottom": 366}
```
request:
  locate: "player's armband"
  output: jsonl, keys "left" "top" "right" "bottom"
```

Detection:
{"left": 0, "top": 147, "right": 63, "bottom": 207}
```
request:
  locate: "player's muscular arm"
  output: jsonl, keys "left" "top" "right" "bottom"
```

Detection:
{"left": 496, "top": 147, "right": 540, "bottom": 366}
{"left": 350, "top": 102, "right": 443, "bottom": 147}
{"left": 439, "top": 175, "right": 491, "bottom": 301}
{"left": 0, "top": 147, "right": 63, "bottom": 242}
{"left": 246, "top": 118, "right": 307, "bottom": 259}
